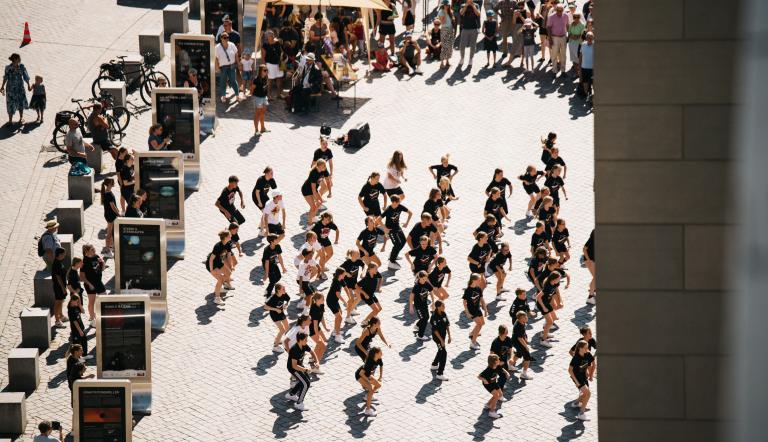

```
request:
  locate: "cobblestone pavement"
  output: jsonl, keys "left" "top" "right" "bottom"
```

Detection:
{"left": 0, "top": 1, "right": 595, "bottom": 440}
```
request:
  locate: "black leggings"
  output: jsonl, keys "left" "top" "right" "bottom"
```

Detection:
{"left": 415, "top": 304, "right": 429, "bottom": 338}
{"left": 432, "top": 336, "right": 447, "bottom": 375}
{"left": 388, "top": 230, "right": 406, "bottom": 263}
{"left": 266, "top": 266, "right": 281, "bottom": 295}
{"left": 289, "top": 370, "right": 311, "bottom": 403}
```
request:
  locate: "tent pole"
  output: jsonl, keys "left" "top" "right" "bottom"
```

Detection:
{"left": 254, "top": 0, "right": 268, "bottom": 64}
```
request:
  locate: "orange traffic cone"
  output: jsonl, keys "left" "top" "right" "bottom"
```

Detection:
{"left": 20, "top": 22, "right": 31, "bottom": 47}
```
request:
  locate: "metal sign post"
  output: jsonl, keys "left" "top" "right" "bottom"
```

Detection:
{"left": 114, "top": 218, "right": 169, "bottom": 331}
{"left": 95, "top": 295, "right": 152, "bottom": 415}
{"left": 151, "top": 88, "right": 200, "bottom": 191}
{"left": 73, "top": 380, "right": 132, "bottom": 442}
{"left": 135, "top": 152, "right": 186, "bottom": 259}
{"left": 171, "top": 34, "right": 216, "bottom": 138}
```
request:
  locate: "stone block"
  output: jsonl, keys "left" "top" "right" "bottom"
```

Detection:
{"left": 163, "top": 5, "right": 189, "bottom": 40}
{"left": 57, "top": 199, "right": 84, "bottom": 240}
{"left": 599, "top": 0, "right": 683, "bottom": 41}
{"left": 20, "top": 307, "right": 51, "bottom": 351}
{"left": 684, "top": 0, "right": 742, "bottom": 40}
{"left": 121, "top": 54, "right": 144, "bottom": 87}
{"left": 0, "top": 392, "right": 26, "bottom": 436}
{"left": 683, "top": 105, "right": 735, "bottom": 159}
{"left": 597, "top": 355, "right": 685, "bottom": 419}
{"left": 139, "top": 29, "right": 165, "bottom": 61}
{"left": 100, "top": 80, "right": 127, "bottom": 108}
{"left": 596, "top": 225, "right": 684, "bottom": 290}
{"left": 598, "top": 418, "right": 724, "bottom": 442}
{"left": 595, "top": 105, "right": 682, "bottom": 160}
{"left": 8, "top": 348, "right": 40, "bottom": 393}
{"left": 596, "top": 161, "right": 733, "bottom": 224}
{"left": 33, "top": 271, "right": 55, "bottom": 312}
{"left": 59, "top": 233, "right": 74, "bottom": 269}
{"left": 685, "top": 225, "right": 731, "bottom": 290}
{"left": 68, "top": 172, "right": 94, "bottom": 207}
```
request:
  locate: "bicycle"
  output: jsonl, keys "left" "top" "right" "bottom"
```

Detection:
{"left": 51, "top": 98, "right": 123, "bottom": 153}
{"left": 98, "top": 91, "right": 131, "bottom": 134}
{"left": 91, "top": 52, "right": 169, "bottom": 106}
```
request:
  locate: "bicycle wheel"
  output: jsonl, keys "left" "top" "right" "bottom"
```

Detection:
{"left": 105, "top": 106, "right": 131, "bottom": 134}
{"left": 106, "top": 115, "right": 123, "bottom": 147}
{"left": 139, "top": 71, "right": 170, "bottom": 105}
{"left": 92, "top": 75, "right": 117, "bottom": 99}
{"left": 52, "top": 123, "right": 69, "bottom": 153}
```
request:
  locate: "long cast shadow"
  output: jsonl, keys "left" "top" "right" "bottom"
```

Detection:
{"left": 343, "top": 391, "right": 373, "bottom": 438}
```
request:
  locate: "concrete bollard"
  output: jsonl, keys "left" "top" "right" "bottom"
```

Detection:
{"left": 122, "top": 54, "right": 145, "bottom": 87}
{"left": 20, "top": 308, "right": 51, "bottom": 351}
{"left": 0, "top": 392, "right": 26, "bottom": 436}
{"left": 59, "top": 233, "right": 74, "bottom": 269}
{"left": 68, "top": 172, "right": 94, "bottom": 207}
{"left": 57, "top": 199, "right": 84, "bottom": 240}
{"left": 100, "top": 80, "right": 127, "bottom": 108}
{"left": 8, "top": 348, "right": 40, "bottom": 393}
{"left": 85, "top": 143, "right": 102, "bottom": 172}
{"left": 163, "top": 5, "right": 189, "bottom": 40}
{"left": 139, "top": 29, "right": 165, "bottom": 61}
{"left": 33, "top": 271, "right": 55, "bottom": 312}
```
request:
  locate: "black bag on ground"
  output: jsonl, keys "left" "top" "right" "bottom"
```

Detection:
{"left": 345, "top": 122, "right": 370, "bottom": 149}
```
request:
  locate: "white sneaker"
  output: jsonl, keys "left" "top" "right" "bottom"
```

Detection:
{"left": 419, "top": 335, "right": 431, "bottom": 341}
{"left": 497, "top": 396, "right": 505, "bottom": 402}
{"left": 569, "top": 400, "right": 581, "bottom": 408}
{"left": 364, "top": 407, "right": 377, "bottom": 416}
{"left": 89, "top": 319, "right": 95, "bottom": 328}
{"left": 509, "top": 365, "right": 520, "bottom": 372}
{"left": 488, "top": 410, "right": 502, "bottom": 419}
{"left": 495, "top": 295, "right": 505, "bottom": 301}
{"left": 55, "top": 320, "right": 65, "bottom": 328}
{"left": 285, "top": 393, "right": 299, "bottom": 401}
{"left": 577, "top": 412, "right": 589, "bottom": 421}
{"left": 526, "top": 210, "right": 533, "bottom": 217}
{"left": 360, "top": 319, "right": 369, "bottom": 327}
{"left": 103, "top": 250, "right": 114, "bottom": 258}
{"left": 540, "top": 339, "right": 553, "bottom": 348}
{"left": 214, "top": 297, "right": 225, "bottom": 305}
{"left": 470, "top": 342, "right": 481, "bottom": 350}
{"left": 295, "top": 402, "right": 308, "bottom": 411}
{"left": 311, "top": 366, "right": 324, "bottom": 375}
{"left": 586, "top": 296, "right": 596, "bottom": 305}
{"left": 351, "top": 309, "right": 360, "bottom": 316}
{"left": 83, "top": 355, "right": 94, "bottom": 360}
{"left": 436, "top": 374, "right": 449, "bottom": 381}
{"left": 319, "top": 273, "right": 328, "bottom": 280}
{"left": 345, "top": 316, "right": 357, "bottom": 325}
{"left": 223, "top": 283, "right": 235, "bottom": 291}
{"left": 302, "top": 308, "right": 309, "bottom": 316}
{"left": 334, "top": 334, "right": 345, "bottom": 344}
{"left": 297, "top": 300, "right": 306, "bottom": 310}
{"left": 273, "top": 345, "right": 285, "bottom": 354}
{"left": 520, "top": 372, "right": 533, "bottom": 380}
{"left": 388, "top": 261, "right": 401, "bottom": 270}
{"left": 430, "top": 364, "right": 439, "bottom": 371}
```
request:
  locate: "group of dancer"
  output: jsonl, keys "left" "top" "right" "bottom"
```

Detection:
{"left": 205, "top": 134, "right": 596, "bottom": 420}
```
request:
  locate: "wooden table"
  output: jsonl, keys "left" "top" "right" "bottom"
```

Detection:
{"left": 321, "top": 55, "right": 359, "bottom": 112}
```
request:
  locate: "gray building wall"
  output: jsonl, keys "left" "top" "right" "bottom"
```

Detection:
{"left": 595, "top": 1, "right": 740, "bottom": 440}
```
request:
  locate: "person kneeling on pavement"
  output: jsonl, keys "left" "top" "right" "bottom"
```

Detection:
{"left": 398, "top": 32, "right": 423, "bottom": 75}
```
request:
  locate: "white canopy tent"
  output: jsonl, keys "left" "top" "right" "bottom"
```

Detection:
{"left": 253, "top": 0, "right": 390, "bottom": 68}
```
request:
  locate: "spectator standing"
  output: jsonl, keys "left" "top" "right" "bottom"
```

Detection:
{"left": 494, "top": 0, "right": 516, "bottom": 58}
{"left": 567, "top": 13, "right": 585, "bottom": 74}
{"left": 0, "top": 53, "right": 30, "bottom": 125}
{"left": 579, "top": 32, "right": 595, "bottom": 100}
{"left": 215, "top": 32, "right": 241, "bottom": 103}
{"left": 33, "top": 421, "right": 64, "bottom": 442}
{"left": 262, "top": 31, "right": 284, "bottom": 98}
{"left": 28, "top": 75, "right": 46, "bottom": 123}
{"left": 458, "top": 0, "right": 481, "bottom": 68}
{"left": 40, "top": 220, "right": 61, "bottom": 268}
{"left": 437, "top": 0, "right": 455, "bottom": 69}
{"left": 546, "top": 3, "right": 568, "bottom": 77}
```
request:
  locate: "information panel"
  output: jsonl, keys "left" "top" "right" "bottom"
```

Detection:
{"left": 100, "top": 301, "right": 148, "bottom": 379}
{"left": 115, "top": 219, "right": 167, "bottom": 299}
{"left": 73, "top": 380, "right": 132, "bottom": 442}
{"left": 136, "top": 154, "right": 183, "bottom": 226}
{"left": 202, "top": 0, "right": 243, "bottom": 36}
{"left": 152, "top": 89, "right": 199, "bottom": 161}
{"left": 171, "top": 35, "right": 215, "bottom": 104}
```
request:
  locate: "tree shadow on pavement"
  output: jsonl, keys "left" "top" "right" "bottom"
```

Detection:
{"left": 269, "top": 391, "right": 306, "bottom": 439}
{"left": 194, "top": 293, "right": 223, "bottom": 325}
{"left": 343, "top": 391, "right": 373, "bottom": 438}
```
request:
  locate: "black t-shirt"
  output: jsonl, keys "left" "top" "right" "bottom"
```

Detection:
{"left": 491, "top": 336, "right": 514, "bottom": 361}
{"left": 67, "top": 268, "right": 82, "bottom": 291}
{"left": 341, "top": 258, "right": 365, "bottom": 282}
{"left": 311, "top": 221, "right": 338, "bottom": 241}
{"left": 411, "top": 281, "right": 433, "bottom": 308}
{"left": 408, "top": 222, "right": 437, "bottom": 244}
{"left": 468, "top": 243, "right": 492, "bottom": 266}
{"left": 484, "top": 197, "right": 504, "bottom": 217}
{"left": 357, "top": 272, "right": 382, "bottom": 295}
{"left": 545, "top": 156, "right": 566, "bottom": 172}
{"left": 302, "top": 168, "right": 325, "bottom": 194}
{"left": 489, "top": 250, "right": 511, "bottom": 268}
{"left": 585, "top": 230, "right": 595, "bottom": 260}
{"left": 512, "top": 321, "right": 528, "bottom": 343}
{"left": 266, "top": 291, "right": 290, "bottom": 311}
{"left": 519, "top": 171, "right": 544, "bottom": 187}
{"left": 262, "top": 244, "right": 282, "bottom": 267}
{"left": 103, "top": 192, "right": 117, "bottom": 217}
{"left": 531, "top": 230, "right": 549, "bottom": 249}
{"left": 463, "top": 286, "right": 483, "bottom": 312}
{"left": 570, "top": 338, "right": 597, "bottom": 354}
{"left": 408, "top": 246, "right": 437, "bottom": 272}
{"left": 262, "top": 41, "right": 283, "bottom": 64}
{"left": 544, "top": 175, "right": 564, "bottom": 195}
{"left": 460, "top": 3, "right": 480, "bottom": 29}
{"left": 382, "top": 205, "right": 409, "bottom": 230}
{"left": 226, "top": 232, "right": 240, "bottom": 253}
{"left": 430, "top": 311, "right": 449, "bottom": 337}
{"left": 82, "top": 256, "right": 103, "bottom": 283}
{"left": 570, "top": 352, "right": 595, "bottom": 382}
{"left": 429, "top": 265, "right": 451, "bottom": 287}
{"left": 430, "top": 28, "right": 441, "bottom": 45}
{"left": 309, "top": 303, "right": 325, "bottom": 323}
{"left": 287, "top": 343, "right": 311, "bottom": 371}
{"left": 312, "top": 147, "right": 334, "bottom": 163}
{"left": 52, "top": 260, "right": 66, "bottom": 294}
{"left": 68, "top": 303, "right": 84, "bottom": 333}
{"left": 327, "top": 278, "right": 344, "bottom": 304}
{"left": 120, "top": 164, "right": 134, "bottom": 187}
{"left": 510, "top": 297, "right": 530, "bottom": 316}
{"left": 124, "top": 206, "right": 143, "bottom": 218}
{"left": 522, "top": 27, "right": 536, "bottom": 45}
{"left": 538, "top": 206, "right": 556, "bottom": 227}
{"left": 218, "top": 186, "right": 240, "bottom": 212}
{"left": 359, "top": 357, "right": 383, "bottom": 378}
{"left": 486, "top": 177, "right": 511, "bottom": 196}
{"left": 357, "top": 227, "right": 383, "bottom": 252}
{"left": 430, "top": 164, "right": 457, "bottom": 182}
{"left": 210, "top": 241, "right": 229, "bottom": 269}
{"left": 423, "top": 199, "right": 443, "bottom": 218}
{"left": 280, "top": 27, "right": 302, "bottom": 56}
{"left": 479, "top": 366, "right": 501, "bottom": 385}
{"left": 359, "top": 182, "right": 386, "bottom": 209}
{"left": 553, "top": 228, "right": 569, "bottom": 248}
{"left": 474, "top": 221, "right": 500, "bottom": 243}
{"left": 253, "top": 176, "right": 277, "bottom": 207}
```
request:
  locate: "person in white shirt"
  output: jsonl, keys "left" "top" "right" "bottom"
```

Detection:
{"left": 296, "top": 247, "right": 320, "bottom": 312}
{"left": 261, "top": 190, "right": 286, "bottom": 243}
{"left": 215, "top": 32, "right": 241, "bottom": 103}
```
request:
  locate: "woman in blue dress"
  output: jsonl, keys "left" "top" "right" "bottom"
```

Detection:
{"left": 0, "top": 53, "right": 30, "bottom": 125}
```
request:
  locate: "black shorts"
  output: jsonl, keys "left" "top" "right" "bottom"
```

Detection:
{"left": 355, "top": 345, "right": 367, "bottom": 360}
{"left": 54, "top": 290, "right": 67, "bottom": 301}
{"left": 554, "top": 242, "right": 568, "bottom": 253}
{"left": 299, "top": 281, "right": 313, "bottom": 296}
{"left": 365, "top": 205, "right": 382, "bottom": 217}
{"left": 467, "top": 308, "right": 482, "bottom": 319}
{"left": 576, "top": 378, "right": 589, "bottom": 389}
{"left": 537, "top": 300, "right": 553, "bottom": 314}
{"left": 483, "top": 383, "right": 500, "bottom": 393}
{"left": 105, "top": 212, "right": 117, "bottom": 224}
{"left": 85, "top": 281, "right": 106, "bottom": 295}
{"left": 385, "top": 187, "right": 403, "bottom": 197}
{"left": 362, "top": 293, "right": 378, "bottom": 306}
{"left": 379, "top": 22, "right": 396, "bottom": 35}
{"left": 120, "top": 186, "right": 134, "bottom": 201}
{"left": 327, "top": 298, "right": 341, "bottom": 314}
{"left": 223, "top": 208, "right": 245, "bottom": 225}
{"left": 269, "top": 311, "right": 286, "bottom": 322}
{"left": 94, "top": 140, "right": 113, "bottom": 151}
{"left": 359, "top": 247, "right": 376, "bottom": 258}
{"left": 523, "top": 184, "right": 540, "bottom": 195}
{"left": 309, "top": 322, "right": 320, "bottom": 337}
{"left": 267, "top": 223, "right": 284, "bottom": 235}
{"left": 513, "top": 344, "right": 532, "bottom": 361}
{"left": 318, "top": 237, "right": 332, "bottom": 248}
{"left": 469, "top": 264, "right": 484, "bottom": 275}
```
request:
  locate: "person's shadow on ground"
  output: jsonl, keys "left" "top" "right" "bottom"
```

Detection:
{"left": 194, "top": 293, "right": 224, "bottom": 325}
{"left": 343, "top": 391, "right": 373, "bottom": 437}
{"left": 269, "top": 390, "right": 306, "bottom": 439}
